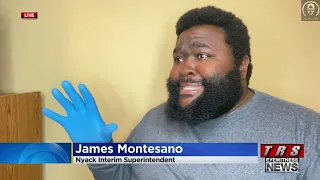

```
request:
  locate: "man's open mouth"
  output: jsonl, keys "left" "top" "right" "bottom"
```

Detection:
{"left": 179, "top": 83, "right": 204, "bottom": 95}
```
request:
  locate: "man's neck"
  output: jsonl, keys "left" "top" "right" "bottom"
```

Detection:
{"left": 228, "top": 87, "right": 254, "bottom": 115}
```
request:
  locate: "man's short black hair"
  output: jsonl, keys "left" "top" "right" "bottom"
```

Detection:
{"left": 175, "top": 6, "right": 253, "bottom": 85}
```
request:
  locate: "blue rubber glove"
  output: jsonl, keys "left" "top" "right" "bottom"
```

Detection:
{"left": 42, "top": 80, "right": 118, "bottom": 143}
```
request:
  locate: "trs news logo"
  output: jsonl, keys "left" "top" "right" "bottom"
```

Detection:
{"left": 261, "top": 144, "right": 304, "bottom": 173}
{"left": 21, "top": 12, "right": 38, "bottom": 19}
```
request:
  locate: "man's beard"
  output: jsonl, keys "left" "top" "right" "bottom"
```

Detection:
{"left": 165, "top": 67, "right": 243, "bottom": 124}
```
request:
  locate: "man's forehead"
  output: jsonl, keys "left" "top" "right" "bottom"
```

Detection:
{"left": 175, "top": 26, "right": 226, "bottom": 47}
{"left": 178, "top": 29, "right": 205, "bottom": 41}
{"left": 176, "top": 35, "right": 205, "bottom": 45}
{"left": 181, "top": 24, "right": 224, "bottom": 36}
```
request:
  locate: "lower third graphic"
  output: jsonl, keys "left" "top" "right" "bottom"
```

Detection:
{"left": 0, "top": 143, "right": 72, "bottom": 164}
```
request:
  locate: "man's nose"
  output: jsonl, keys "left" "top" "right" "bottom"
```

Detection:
{"left": 180, "top": 59, "right": 197, "bottom": 77}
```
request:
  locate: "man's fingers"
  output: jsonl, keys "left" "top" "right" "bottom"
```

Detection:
{"left": 42, "top": 108, "right": 66, "bottom": 126}
{"left": 62, "top": 80, "right": 86, "bottom": 112}
{"left": 78, "top": 83, "right": 99, "bottom": 114}
{"left": 52, "top": 88, "right": 75, "bottom": 114}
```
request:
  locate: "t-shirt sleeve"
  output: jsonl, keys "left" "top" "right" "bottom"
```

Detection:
{"left": 297, "top": 111, "right": 320, "bottom": 180}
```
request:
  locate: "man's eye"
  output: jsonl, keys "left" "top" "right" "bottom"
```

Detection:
{"left": 174, "top": 57, "right": 184, "bottom": 62}
{"left": 198, "top": 54, "right": 210, "bottom": 59}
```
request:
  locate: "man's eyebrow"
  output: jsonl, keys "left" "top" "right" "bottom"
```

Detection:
{"left": 173, "top": 38, "right": 214, "bottom": 54}
{"left": 173, "top": 42, "right": 213, "bottom": 54}
{"left": 173, "top": 47, "right": 181, "bottom": 54}
{"left": 190, "top": 41, "right": 212, "bottom": 49}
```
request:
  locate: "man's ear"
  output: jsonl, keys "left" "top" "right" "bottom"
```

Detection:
{"left": 239, "top": 56, "right": 250, "bottom": 80}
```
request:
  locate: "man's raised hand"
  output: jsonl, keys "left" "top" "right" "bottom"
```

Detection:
{"left": 42, "top": 80, "right": 117, "bottom": 143}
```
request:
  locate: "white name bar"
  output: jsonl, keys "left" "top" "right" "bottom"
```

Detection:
{"left": 73, "top": 156, "right": 258, "bottom": 164}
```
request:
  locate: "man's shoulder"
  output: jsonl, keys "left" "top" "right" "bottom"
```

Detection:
{"left": 126, "top": 103, "right": 169, "bottom": 142}
{"left": 255, "top": 90, "right": 319, "bottom": 117}
{"left": 140, "top": 103, "right": 167, "bottom": 122}
{"left": 253, "top": 90, "right": 320, "bottom": 128}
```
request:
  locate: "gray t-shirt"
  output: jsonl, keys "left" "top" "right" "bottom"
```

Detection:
{"left": 88, "top": 90, "right": 320, "bottom": 180}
